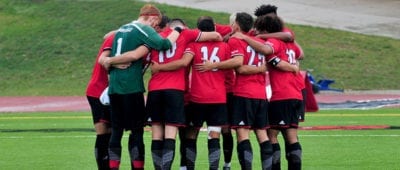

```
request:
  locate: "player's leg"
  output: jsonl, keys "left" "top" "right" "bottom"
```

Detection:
{"left": 178, "top": 126, "right": 187, "bottom": 170}
{"left": 108, "top": 94, "right": 124, "bottom": 170}
{"left": 125, "top": 92, "right": 146, "bottom": 170}
{"left": 184, "top": 126, "right": 199, "bottom": 170}
{"left": 129, "top": 128, "right": 145, "bottom": 170}
{"left": 222, "top": 92, "right": 234, "bottom": 170}
{"left": 282, "top": 99, "right": 303, "bottom": 170}
{"left": 231, "top": 96, "right": 253, "bottom": 170}
{"left": 236, "top": 128, "right": 252, "bottom": 170}
{"left": 254, "top": 99, "right": 272, "bottom": 170}
{"left": 268, "top": 129, "right": 281, "bottom": 170}
{"left": 205, "top": 104, "right": 227, "bottom": 170}
{"left": 87, "top": 96, "right": 112, "bottom": 170}
{"left": 283, "top": 128, "right": 302, "bottom": 170}
{"left": 146, "top": 91, "right": 165, "bottom": 170}
{"left": 162, "top": 90, "right": 186, "bottom": 169}
{"left": 221, "top": 127, "right": 233, "bottom": 170}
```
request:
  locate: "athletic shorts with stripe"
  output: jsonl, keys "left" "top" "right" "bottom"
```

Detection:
{"left": 231, "top": 95, "right": 269, "bottom": 130}
{"left": 145, "top": 89, "right": 185, "bottom": 127}
{"left": 186, "top": 102, "right": 228, "bottom": 129}
{"left": 87, "top": 96, "right": 111, "bottom": 124}
{"left": 268, "top": 99, "right": 302, "bottom": 129}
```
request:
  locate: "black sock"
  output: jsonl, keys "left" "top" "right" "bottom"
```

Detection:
{"left": 108, "top": 128, "right": 123, "bottom": 169}
{"left": 286, "top": 142, "right": 302, "bottom": 170}
{"left": 95, "top": 134, "right": 111, "bottom": 170}
{"left": 271, "top": 143, "right": 281, "bottom": 170}
{"left": 208, "top": 138, "right": 221, "bottom": 170}
{"left": 178, "top": 127, "right": 187, "bottom": 167}
{"left": 237, "top": 140, "right": 252, "bottom": 170}
{"left": 260, "top": 141, "right": 273, "bottom": 170}
{"left": 222, "top": 132, "right": 233, "bottom": 165}
{"left": 151, "top": 140, "right": 163, "bottom": 170}
{"left": 162, "top": 139, "right": 176, "bottom": 170}
{"left": 128, "top": 129, "right": 145, "bottom": 170}
{"left": 185, "top": 139, "right": 197, "bottom": 170}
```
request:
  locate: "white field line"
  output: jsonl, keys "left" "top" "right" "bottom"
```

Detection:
{"left": 0, "top": 114, "right": 399, "bottom": 120}
{"left": 1, "top": 134, "right": 400, "bottom": 139}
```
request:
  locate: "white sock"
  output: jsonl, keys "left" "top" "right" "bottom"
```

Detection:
{"left": 180, "top": 166, "right": 187, "bottom": 170}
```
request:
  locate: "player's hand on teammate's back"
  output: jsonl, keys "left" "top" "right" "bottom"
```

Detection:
{"left": 194, "top": 59, "right": 214, "bottom": 72}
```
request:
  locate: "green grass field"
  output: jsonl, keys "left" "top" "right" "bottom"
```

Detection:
{"left": 1, "top": 109, "right": 399, "bottom": 169}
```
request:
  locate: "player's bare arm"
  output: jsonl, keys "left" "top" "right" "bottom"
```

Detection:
{"left": 236, "top": 62, "right": 267, "bottom": 75}
{"left": 99, "top": 46, "right": 149, "bottom": 69}
{"left": 195, "top": 55, "right": 243, "bottom": 72}
{"left": 197, "top": 31, "right": 223, "bottom": 42}
{"left": 232, "top": 32, "right": 273, "bottom": 56}
{"left": 268, "top": 57, "right": 300, "bottom": 74}
{"left": 256, "top": 32, "right": 293, "bottom": 42}
{"left": 150, "top": 52, "right": 194, "bottom": 74}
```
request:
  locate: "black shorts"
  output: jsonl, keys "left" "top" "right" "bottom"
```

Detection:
{"left": 299, "top": 89, "right": 306, "bottom": 122}
{"left": 109, "top": 93, "right": 145, "bottom": 130}
{"left": 186, "top": 102, "right": 228, "bottom": 129}
{"left": 226, "top": 92, "right": 234, "bottom": 124}
{"left": 87, "top": 96, "right": 111, "bottom": 125}
{"left": 231, "top": 95, "right": 269, "bottom": 130}
{"left": 146, "top": 90, "right": 185, "bottom": 127}
{"left": 268, "top": 99, "right": 302, "bottom": 129}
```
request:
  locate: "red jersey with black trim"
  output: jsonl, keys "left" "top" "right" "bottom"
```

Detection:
{"left": 86, "top": 33, "right": 115, "bottom": 98}
{"left": 286, "top": 41, "right": 305, "bottom": 90}
{"left": 228, "top": 36, "right": 266, "bottom": 99}
{"left": 265, "top": 38, "right": 303, "bottom": 101}
{"left": 148, "top": 28, "right": 201, "bottom": 91}
{"left": 186, "top": 41, "right": 231, "bottom": 103}
{"left": 283, "top": 27, "right": 305, "bottom": 90}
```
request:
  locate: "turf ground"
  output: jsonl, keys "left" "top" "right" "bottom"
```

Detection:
{"left": 1, "top": 109, "right": 399, "bottom": 169}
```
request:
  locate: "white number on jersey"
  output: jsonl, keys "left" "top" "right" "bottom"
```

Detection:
{"left": 286, "top": 49, "right": 296, "bottom": 64}
{"left": 247, "top": 45, "right": 265, "bottom": 66}
{"left": 158, "top": 43, "right": 177, "bottom": 63}
{"left": 201, "top": 46, "right": 220, "bottom": 71}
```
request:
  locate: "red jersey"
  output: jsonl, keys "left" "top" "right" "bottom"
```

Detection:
{"left": 283, "top": 27, "right": 305, "bottom": 90}
{"left": 186, "top": 41, "right": 231, "bottom": 103}
{"left": 286, "top": 41, "right": 305, "bottom": 90}
{"left": 224, "top": 69, "right": 235, "bottom": 93}
{"left": 228, "top": 36, "right": 266, "bottom": 99}
{"left": 265, "top": 38, "right": 303, "bottom": 101}
{"left": 148, "top": 28, "right": 201, "bottom": 91}
{"left": 86, "top": 33, "right": 115, "bottom": 98}
{"left": 215, "top": 24, "right": 232, "bottom": 37}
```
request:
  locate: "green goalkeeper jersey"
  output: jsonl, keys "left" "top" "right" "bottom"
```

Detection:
{"left": 108, "top": 21, "right": 172, "bottom": 94}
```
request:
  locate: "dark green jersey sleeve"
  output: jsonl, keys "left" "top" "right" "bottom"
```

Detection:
{"left": 133, "top": 23, "right": 172, "bottom": 51}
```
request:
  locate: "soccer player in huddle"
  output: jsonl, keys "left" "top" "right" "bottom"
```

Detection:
{"left": 86, "top": 31, "right": 115, "bottom": 170}
{"left": 182, "top": 16, "right": 231, "bottom": 170}
{"left": 232, "top": 14, "right": 303, "bottom": 170}
{"left": 105, "top": 4, "right": 181, "bottom": 170}
{"left": 253, "top": 4, "right": 305, "bottom": 170}
{"left": 197, "top": 12, "right": 273, "bottom": 170}
{"left": 145, "top": 18, "right": 222, "bottom": 169}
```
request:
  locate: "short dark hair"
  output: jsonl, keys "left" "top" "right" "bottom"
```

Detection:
{"left": 254, "top": 4, "right": 278, "bottom": 17}
{"left": 254, "top": 15, "right": 283, "bottom": 33}
{"left": 197, "top": 16, "right": 215, "bottom": 32}
{"left": 158, "top": 15, "right": 170, "bottom": 29}
{"left": 235, "top": 12, "right": 253, "bottom": 33}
